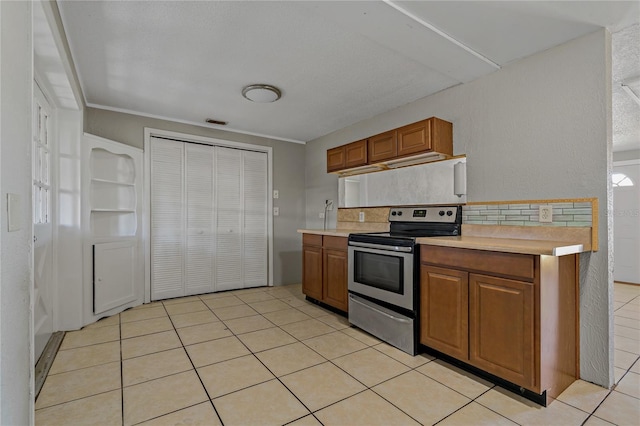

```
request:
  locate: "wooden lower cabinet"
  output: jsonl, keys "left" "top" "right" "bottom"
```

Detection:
{"left": 301, "top": 234, "right": 348, "bottom": 312}
{"left": 469, "top": 273, "right": 535, "bottom": 389}
{"left": 302, "top": 243, "right": 323, "bottom": 301}
{"left": 323, "top": 248, "right": 348, "bottom": 311}
{"left": 420, "top": 245, "right": 578, "bottom": 400}
{"left": 420, "top": 265, "right": 469, "bottom": 360}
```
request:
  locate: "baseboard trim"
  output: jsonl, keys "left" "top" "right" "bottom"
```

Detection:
{"left": 35, "top": 331, "right": 65, "bottom": 400}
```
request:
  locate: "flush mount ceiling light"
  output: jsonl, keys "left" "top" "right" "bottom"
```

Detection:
{"left": 242, "top": 84, "right": 282, "bottom": 103}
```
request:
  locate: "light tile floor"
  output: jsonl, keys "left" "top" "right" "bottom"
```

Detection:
{"left": 36, "top": 283, "right": 640, "bottom": 425}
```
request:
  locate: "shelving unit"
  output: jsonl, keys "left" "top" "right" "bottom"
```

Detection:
{"left": 89, "top": 148, "right": 137, "bottom": 238}
{"left": 82, "top": 134, "right": 143, "bottom": 320}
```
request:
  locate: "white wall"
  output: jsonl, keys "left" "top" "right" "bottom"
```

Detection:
{"left": 56, "top": 109, "right": 84, "bottom": 330}
{"left": 85, "top": 108, "right": 307, "bottom": 286}
{"left": 306, "top": 30, "right": 613, "bottom": 387}
{"left": 0, "top": 1, "right": 34, "bottom": 424}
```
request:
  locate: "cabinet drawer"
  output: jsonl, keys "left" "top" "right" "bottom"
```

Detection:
{"left": 323, "top": 235, "right": 347, "bottom": 250}
{"left": 303, "top": 233, "right": 323, "bottom": 247}
{"left": 421, "top": 245, "right": 534, "bottom": 281}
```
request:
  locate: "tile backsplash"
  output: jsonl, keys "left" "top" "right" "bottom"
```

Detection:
{"left": 462, "top": 201, "right": 593, "bottom": 227}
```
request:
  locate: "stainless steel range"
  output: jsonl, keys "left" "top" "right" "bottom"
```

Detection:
{"left": 347, "top": 205, "right": 462, "bottom": 355}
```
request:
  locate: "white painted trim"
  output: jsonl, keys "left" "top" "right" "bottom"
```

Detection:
{"left": 614, "top": 159, "right": 640, "bottom": 166}
{"left": 89, "top": 103, "right": 306, "bottom": 145}
{"left": 38, "top": 1, "right": 83, "bottom": 109}
{"left": 383, "top": 0, "right": 501, "bottom": 70}
{"left": 143, "top": 128, "right": 274, "bottom": 302}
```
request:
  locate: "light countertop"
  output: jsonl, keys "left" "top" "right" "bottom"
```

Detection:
{"left": 299, "top": 228, "right": 586, "bottom": 256}
{"left": 416, "top": 235, "right": 584, "bottom": 256}
{"left": 297, "top": 228, "right": 379, "bottom": 238}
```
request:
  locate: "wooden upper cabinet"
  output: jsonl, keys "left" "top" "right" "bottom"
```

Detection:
{"left": 326, "top": 146, "right": 346, "bottom": 173}
{"left": 344, "top": 140, "right": 367, "bottom": 168}
{"left": 397, "top": 117, "right": 453, "bottom": 158}
{"left": 368, "top": 130, "right": 397, "bottom": 163}
{"left": 327, "top": 116, "right": 453, "bottom": 173}
{"left": 327, "top": 140, "right": 368, "bottom": 172}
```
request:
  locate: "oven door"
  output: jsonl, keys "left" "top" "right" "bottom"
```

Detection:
{"left": 348, "top": 242, "right": 414, "bottom": 311}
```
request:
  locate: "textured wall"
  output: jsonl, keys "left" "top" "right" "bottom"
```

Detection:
{"left": 1, "top": 1, "right": 34, "bottom": 423}
{"left": 305, "top": 30, "right": 613, "bottom": 387}
{"left": 85, "top": 108, "right": 306, "bottom": 285}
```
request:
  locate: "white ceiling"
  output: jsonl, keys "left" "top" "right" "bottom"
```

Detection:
{"left": 56, "top": 1, "right": 639, "bottom": 148}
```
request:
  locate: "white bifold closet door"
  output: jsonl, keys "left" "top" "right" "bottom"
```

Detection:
{"left": 150, "top": 138, "right": 267, "bottom": 300}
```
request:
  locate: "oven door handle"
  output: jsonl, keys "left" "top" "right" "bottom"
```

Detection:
{"left": 348, "top": 241, "right": 413, "bottom": 253}
{"left": 349, "top": 294, "right": 412, "bottom": 323}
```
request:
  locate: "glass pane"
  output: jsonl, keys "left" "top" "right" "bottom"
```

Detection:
{"left": 43, "top": 188, "right": 49, "bottom": 223}
{"left": 354, "top": 251, "right": 403, "bottom": 294}
{"left": 34, "top": 186, "right": 42, "bottom": 224}
{"left": 42, "top": 149, "right": 50, "bottom": 185}
{"left": 42, "top": 113, "right": 48, "bottom": 146}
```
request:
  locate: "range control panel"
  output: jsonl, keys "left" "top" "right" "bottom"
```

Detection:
{"left": 388, "top": 206, "right": 461, "bottom": 223}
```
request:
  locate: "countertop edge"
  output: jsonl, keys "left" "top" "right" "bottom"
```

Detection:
{"left": 416, "top": 236, "right": 586, "bottom": 256}
{"left": 298, "top": 229, "right": 587, "bottom": 256}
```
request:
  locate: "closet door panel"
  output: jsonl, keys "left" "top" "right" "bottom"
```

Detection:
{"left": 185, "top": 144, "right": 215, "bottom": 295}
{"left": 150, "top": 139, "right": 184, "bottom": 299}
{"left": 215, "top": 147, "right": 243, "bottom": 291}
{"left": 243, "top": 151, "right": 268, "bottom": 287}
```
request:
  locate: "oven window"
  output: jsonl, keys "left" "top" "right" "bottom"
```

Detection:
{"left": 354, "top": 251, "right": 403, "bottom": 294}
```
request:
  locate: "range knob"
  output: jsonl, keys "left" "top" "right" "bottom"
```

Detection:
{"left": 447, "top": 210, "right": 453, "bottom": 216}
{"left": 397, "top": 211, "right": 403, "bottom": 216}
{"left": 439, "top": 210, "right": 445, "bottom": 216}
{"left": 391, "top": 211, "right": 397, "bottom": 216}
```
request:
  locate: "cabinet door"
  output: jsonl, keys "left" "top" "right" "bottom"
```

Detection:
{"left": 344, "top": 140, "right": 367, "bottom": 168}
{"left": 215, "top": 147, "right": 243, "bottom": 291}
{"left": 397, "top": 119, "right": 431, "bottom": 157}
{"left": 420, "top": 265, "right": 469, "bottom": 360}
{"left": 185, "top": 143, "right": 214, "bottom": 295}
{"left": 302, "top": 245, "right": 323, "bottom": 300}
{"left": 469, "top": 273, "right": 535, "bottom": 389}
{"left": 243, "top": 151, "right": 268, "bottom": 288}
{"left": 327, "top": 146, "right": 345, "bottom": 172}
{"left": 150, "top": 139, "right": 185, "bottom": 300}
{"left": 94, "top": 241, "right": 137, "bottom": 314}
{"left": 323, "top": 248, "right": 348, "bottom": 312}
{"left": 368, "top": 130, "right": 397, "bottom": 163}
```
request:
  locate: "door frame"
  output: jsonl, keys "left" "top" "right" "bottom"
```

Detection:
{"left": 143, "top": 128, "right": 274, "bottom": 303}
{"left": 32, "top": 80, "right": 57, "bottom": 361}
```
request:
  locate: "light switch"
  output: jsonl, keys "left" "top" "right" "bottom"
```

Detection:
{"left": 7, "top": 193, "right": 21, "bottom": 232}
{"left": 273, "top": 207, "right": 280, "bottom": 216}
{"left": 273, "top": 190, "right": 279, "bottom": 199}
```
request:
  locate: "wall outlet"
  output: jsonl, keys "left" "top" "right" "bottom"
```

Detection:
{"left": 273, "top": 207, "right": 279, "bottom": 216}
{"left": 326, "top": 199, "right": 333, "bottom": 211}
{"left": 319, "top": 212, "right": 325, "bottom": 219}
{"left": 539, "top": 205, "right": 553, "bottom": 223}
{"left": 359, "top": 211, "right": 365, "bottom": 222}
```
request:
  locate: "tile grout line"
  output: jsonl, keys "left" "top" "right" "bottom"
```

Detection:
{"left": 164, "top": 300, "right": 226, "bottom": 426}
{"left": 119, "top": 313, "right": 125, "bottom": 426}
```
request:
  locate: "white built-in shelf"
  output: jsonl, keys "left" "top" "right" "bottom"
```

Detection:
{"left": 89, "top": 147, "right": 138, "bottom": 237}
{"left": 91, "top": 209, "right": 136, "bottom": 213}
{"left": 91, "top": 178, "right": 135, "bottom": 186}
